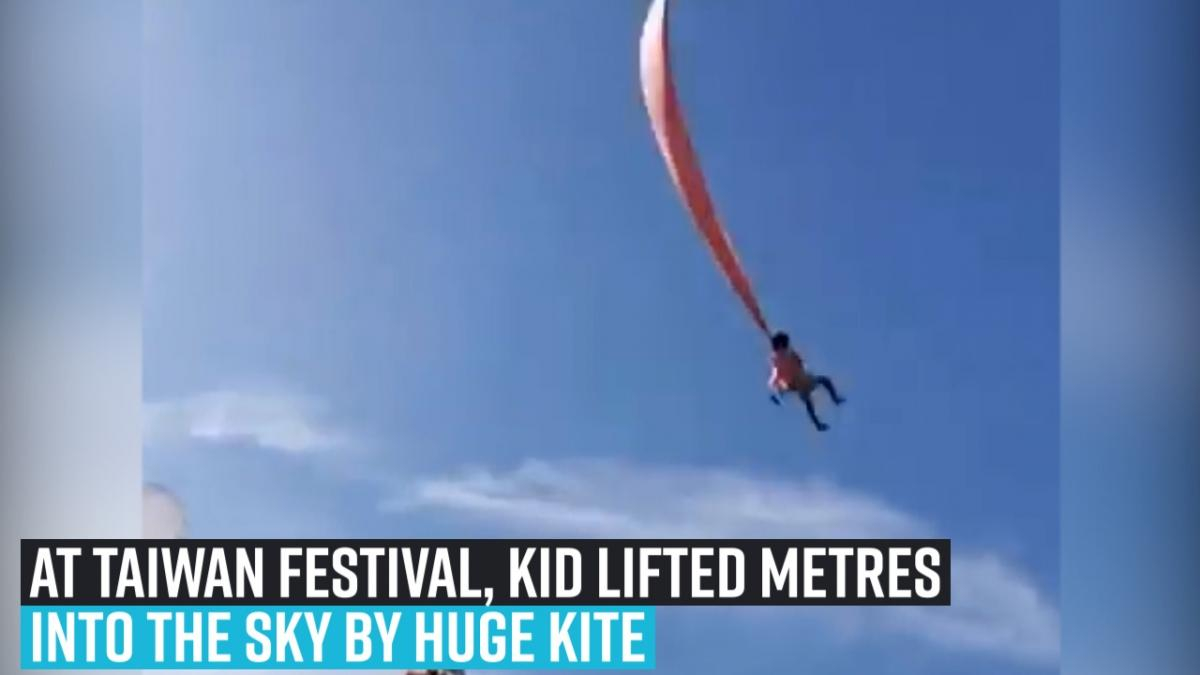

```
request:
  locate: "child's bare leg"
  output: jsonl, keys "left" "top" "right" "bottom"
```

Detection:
{"left": 814, "top": 376, "right": 845, "bottom": 405}
{"left": 801, "top": 393, "right": 829, "bottom": 431}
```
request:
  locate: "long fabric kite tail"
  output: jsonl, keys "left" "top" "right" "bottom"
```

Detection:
{"left": 641, "top": 0, "right": 772, "bottom": 340}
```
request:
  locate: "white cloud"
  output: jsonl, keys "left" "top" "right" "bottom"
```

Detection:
{"left": 386, "top": 458, "right": 930, "bottom": 539}
{"left": 887, "top": 553, "right": 1060, "bottom": 667}
{"left": 385, "top": 457, "right": 1059, "bottom": 668}
{"left": 144, "top": 390, "right": 345, "bottom": 453}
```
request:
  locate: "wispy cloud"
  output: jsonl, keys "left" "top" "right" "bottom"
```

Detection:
{"left": 144, "top": 390, "right": 345, "bottom": 453}
{"left": 385, "top": 458, "right": 930, "bottom": 539}
{"left": 885, "top": 553, "right": 1060, "bottom": 667}
{"left": 385, "top": 458, "right": 1059, "bottom": 668}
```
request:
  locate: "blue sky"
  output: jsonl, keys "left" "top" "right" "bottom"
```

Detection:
{"left": 143, "top": 1, "right": 1059, "bottom": 673}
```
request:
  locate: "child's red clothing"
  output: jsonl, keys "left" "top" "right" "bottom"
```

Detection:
{"left": 769, "top": 348, "right": 812, "bottom": 393}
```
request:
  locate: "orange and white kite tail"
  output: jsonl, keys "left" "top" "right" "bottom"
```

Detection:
{"left": 639, "top": 0, "right": 771, "bottom": 338}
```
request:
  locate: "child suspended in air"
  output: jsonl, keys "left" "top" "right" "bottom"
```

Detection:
{"left": 768, "top": 331, "right": 845, "bottom": 431}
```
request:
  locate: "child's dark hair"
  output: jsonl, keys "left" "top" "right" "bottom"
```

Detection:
{"left": 771, "top": 331, "right": 790, "bottom": 350}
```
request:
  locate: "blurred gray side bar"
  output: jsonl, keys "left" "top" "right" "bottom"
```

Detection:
{"left": 1, "top": 1, "right": 143, "bottom": 673}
